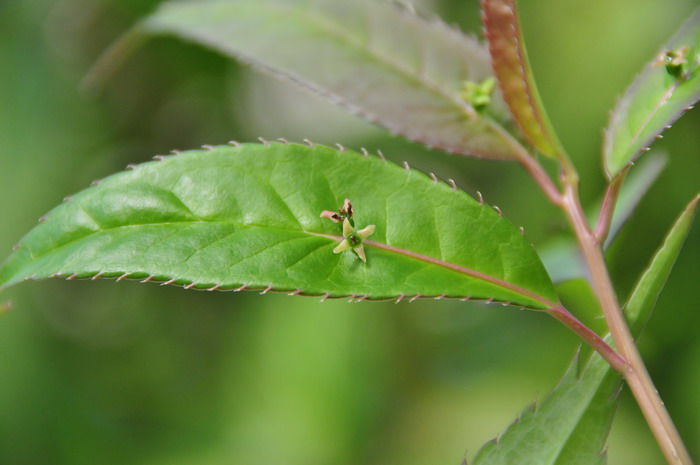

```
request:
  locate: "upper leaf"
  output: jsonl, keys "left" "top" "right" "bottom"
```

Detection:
{"left": 0, "top": 143, "right": 557, "bottom": 309}
{"left": 481, "top": 0, "right": 567, "bottom": 160}
{"left": 122, "top": 0, "right": 521, "bottom": 160}
{"left": 604, "top": 7, "right": 700, "bottom": 178}
{"left": 473, "top": 194, "right": 699, "bottom": 464}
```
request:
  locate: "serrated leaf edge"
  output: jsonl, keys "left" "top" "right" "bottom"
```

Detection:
{"left": 603, "top": 7, "right": 700, "bottom": 178}
{"left": 472, "top": 351, "right": 612, "bottom": 464}
{"left": 2, "top": 140, "right": 556, "bottom": 309}
{"left": 141, "top": 0, "right": 519, "bottom": 159}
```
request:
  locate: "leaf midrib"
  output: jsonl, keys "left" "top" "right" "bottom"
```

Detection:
{"left": 11, "top": 218, "right": 554, "bottom": 307}
{"left": 613, "top": 80, "right": 680, "bottom": 169}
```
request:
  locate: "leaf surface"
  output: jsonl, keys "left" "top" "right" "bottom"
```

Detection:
{"left": 131, "top": 0, "right": 518, "bottom": 159}
{"left": 624, "top": 192, "right": 699, "bottom": 335}
{"left": 473, "top": 194, "right": 699, "bottom": 464}
{"left": 0, "top": 143, "right": 556, "bottom": 309}
{"left": 481, "top": 0, "right": 566, "bottom": 160}
{"left": 604, "top": 7, "right": 700, "bottom": 178}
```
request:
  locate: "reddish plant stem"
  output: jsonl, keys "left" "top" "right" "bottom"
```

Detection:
{"left": 488, "top": 120, "right": 564, "bottom": 205}
{"left": 507, "top": 130, "right": 691, "bottom": 463}
{"left": 594, "top": 170, "right": 627, "bottom": 245}
{"left": 313, "top": 234, "right": 626, "bottom": 371}
{"left": 547, "top": 305, "right": 627, "bottom": 372}
{"left": 562, "top": 184, "right": 692, "bottom": 465}
{"left": 518, "top": 154, "right": 563, "bottom": 206}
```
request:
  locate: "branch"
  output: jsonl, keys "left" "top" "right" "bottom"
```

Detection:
{"left": 561, "top": 185, "right": 692, "bottom": 465}
{"left": 547, "top": 305, "right": 627, "bottom": 372}
{"left": 594, "top": 170, "right": 627, "bottom": 245}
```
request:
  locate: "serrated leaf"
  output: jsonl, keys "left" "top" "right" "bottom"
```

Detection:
{"left": 481, "top": 0, "right": 566, "bottom": 160}
{"left": 604, "top": 7, "right": 700, "bottom": 178}
{"left": 473, "top": 195, "right": 699, "bottom": 464}
{"left": 113, "top": 0, "right": 520, "bottom": 160}
{"left": 0, "top": 143, "right": 557, "bottom": 309}
{"left": 624, "top": 192, "right": 699, "bottom": 335}
{"left": 540, "top": 153, "right": 667, "bottom": 283}
{"left": 473, "top": 351, "right": 618, "bottom": 465}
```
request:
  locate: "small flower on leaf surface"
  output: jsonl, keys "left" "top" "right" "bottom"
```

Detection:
{"left": 654, "top": 46, "right": 694, "bottom": 80}
{"left": 460, "top": 77, "right": 496, "bottom": 111}
{"left": 333, "top": 219, "right": 375, "bottom": 263}
{"left": 321, "top": 200, "right": 375, "bottom": 262}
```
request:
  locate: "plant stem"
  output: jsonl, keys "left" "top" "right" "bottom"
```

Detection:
{"left": 562, "top": 185, "right": 693, "bottom": 465}
{"left": 547, "top": 305, "right": 627, "bottom": 372}
{"left": 501, "top": 133, "right": 692, "bottom": 463}
{"left": 517, "top": 153, "right": 563, "bottom": 206}
{"left": 488, "top": 121, "right": 563, "bottom": 205}
{"left": 593, "top": 171, "right": 627, "bottom": 245}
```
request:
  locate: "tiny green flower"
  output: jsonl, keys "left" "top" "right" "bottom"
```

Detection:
{"left": 322, "top": 200, "right": 375, "bottom": 262}
{"left": 654, "top": 46, "right": 693, "bottom": 80}
{"left": 332, "top": 219, "right": 375, "bottom": 262}
{"left": 460, "top": 77, "right": 496, "bottom": 111}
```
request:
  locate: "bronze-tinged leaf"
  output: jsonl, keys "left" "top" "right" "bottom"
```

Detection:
{"left": 481, "top": 0, "right": 567, "bottom": 160}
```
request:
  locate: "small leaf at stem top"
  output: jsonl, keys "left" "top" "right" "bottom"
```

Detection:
{"left": 604, "top": 7, "right": 700, "bottom": 178}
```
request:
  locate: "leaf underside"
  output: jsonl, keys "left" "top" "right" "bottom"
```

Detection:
{"left": 474, "top": 195, "right": 699, "bottom": 464}
{"left": 604, "top": 6, "right": 700, "bottom": 178}
{"left": 481, "top": 0, "right": 565, "bottom": 159}
{"left": 0, "top": 143, "right": 556, "bottom": 309}
{"left": 137, "top": 0, "right": 519, "bottom": 160}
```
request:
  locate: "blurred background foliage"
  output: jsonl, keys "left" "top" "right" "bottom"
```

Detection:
{"left": 0, "top": 0, "right": 698, "bottom": 463}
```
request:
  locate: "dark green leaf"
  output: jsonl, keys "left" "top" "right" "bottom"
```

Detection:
{"left": 604, "top": 7, "right": 700, "bottom": 178}
{"left": 0, "top": 143, "right": 557, "bottom": 309}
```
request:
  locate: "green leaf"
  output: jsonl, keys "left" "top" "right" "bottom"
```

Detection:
{"left": 473, "top": 352, "right": 618, "bottom": 465}
{"left": 102, "top": 0, "right": 521, "bottom": 160}
{"left": 540, "top": 153, "right": 667, "bottom": 283}
{"left": 604, "top": 7, "right": 700, "bottom": 178}
{"left": 473, "top": 194, "right": 699, "bottom": 464}
{"left": 481, "top": 0, "right": 567, "bottom": 160}
{"left": 0, "top": 143, "right": 557, "bottom": 309}
{"left": 624, "top": 192, "right": 699, "bottom": 335}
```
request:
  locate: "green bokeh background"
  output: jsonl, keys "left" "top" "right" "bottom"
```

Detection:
{"left": 0, "top": 0, "right": 698, "bottom": 464}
